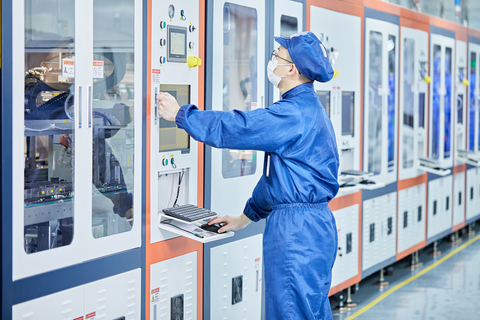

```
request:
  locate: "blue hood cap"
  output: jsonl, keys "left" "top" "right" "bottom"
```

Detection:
{"left": 274, "top": 31, "right": 334, "bottom": 83}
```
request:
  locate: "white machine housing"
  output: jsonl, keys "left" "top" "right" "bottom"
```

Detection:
{"left": 363, "top": 18, "right": 399, "bottom": 186}
{"left": 397, "top": 184, "right": 426, "bottom": 254}
{"left": 453, "top": 171, "right": 466, "bottom": 227}
{"left": 150, "top": 252, "right": 197, "bottom": 320}
{"left": 272, "top": 0, "right": 304, "bottom": 103}
{"left": 331, "top": 204, "right": 359, "bottom": 288}
{"left": 210, "top": 234, "right": 263, "bottom": 320}
{"left": 362, "top": 192, "right": 397, "bottom": 272}
{"left": 311, "top": 7, "right": 362, "bottom": 193}
{"left": 466, "top": 167, "right": 480, "bottom": 221}
{"left": 150, "top": 0, "right": 200, "bottom": 243}
{"left": 398, "top": 27, "right": 429, "bottom": 181}
{"left": 13, "top": 269, "right": 141, "bottom": 320}
{"left": 427, "top": 175, "right": 453, "bottom": 239}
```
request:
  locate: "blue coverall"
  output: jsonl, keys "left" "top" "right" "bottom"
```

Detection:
{"left": 176, "top": 82, "right": 339, "bottom": 320}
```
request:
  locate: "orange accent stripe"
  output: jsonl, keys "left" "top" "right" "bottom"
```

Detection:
{"left": 197, "top": 0, "right": 206, "bottom": 208}
{"left": 396, "top": 240, "right": 426, "bottom": 261}
{"left": 429, "top": 15, "right": 468, "bottom": 41}
{"left": 453, "top": 164, "right": 466, "bottom": 174}
{"left": 452, "top": 221, "right": 466, "bottom": 232}
{"left": 329, "top": 275, "right": 362, "bottom": 296}
{"left": 308, "top": 0, "right": 364, "bottom": 16}
{"left": 397, "top": 174, "right": 427, "bottom": 191}
{"left": 469, "top": 28, "right": 480, "bottom": 39}
{"left": 329, "top": 191, "right": 362, "bottom": 211}
{"left": 363, "top": 0, "right": 402, "bottom": 16}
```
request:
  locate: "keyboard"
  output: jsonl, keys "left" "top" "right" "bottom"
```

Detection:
{"left": 341, "top": 170, "right": 367, "bottom": 176}
{"left": 162, "top": 204, "right": 217, "bottom": 222}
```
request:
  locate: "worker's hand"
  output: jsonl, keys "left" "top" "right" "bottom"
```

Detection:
{"left": 156, "top": 92, "right": 180, "bottom": 121}
{"left": 125, "top": 208, "right": 133, "bottom": 226}
{"left": 208, "top": 214, "right": 252, "bottom": 233}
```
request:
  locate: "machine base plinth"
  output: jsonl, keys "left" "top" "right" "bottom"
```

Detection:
{"left": 408, "top": 262, "right": 423, "bottom": 270}
{"left": 374, "top": 281, "right": 389, "bottom": 287}
{"left": 450, "top": 238, "right": 463, "bottom": 245}
{"left": 430, "top": 250, "right": 441, "bottom": 256}
{"left": 336, "top": 306, "right": 348, "bottom": 312}
{"left": 345, "top": 302, "right": 357, "bottom": 309}
{"left": 468, "top": 231, "right": 476, "bottom": 236}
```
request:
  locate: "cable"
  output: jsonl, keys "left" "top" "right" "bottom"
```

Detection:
{"left": 173, "top": 171, "right": 185, "bottom": 207}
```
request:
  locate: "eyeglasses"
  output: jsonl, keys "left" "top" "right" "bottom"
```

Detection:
{"left": 271, "top": 49, "right": 293, "bottom": 64}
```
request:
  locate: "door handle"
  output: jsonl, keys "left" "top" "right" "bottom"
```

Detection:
{"left": 76, "top": 86, "right": 83, "bottom": 128}
{"left": 88, "top": 86, "right": 92, "bottom": 128}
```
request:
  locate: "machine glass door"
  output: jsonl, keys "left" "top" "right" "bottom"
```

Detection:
{"left": 23, "top": 0, "right": 77, "bottom": 255}
{"left": 432, "top": 44, "right": 442, "bottom": 160}
{"left": 221, "top": 2, "right": 258, "bottom": 180}
{"left": 209, "top": 0, "right": 265, "bottom": 214}
{"left": 469, "top": 51, "right": 476, "bottom": 151}
{"left": 402, "top": 37, "right": 415, "bottom": 170}
{"left": 91, "top": 0, "right": 136, "bottom": 238}
{"left": 444, "top": 46, "right": 453, "bottom": 159}
{"left": 387, "top": 34, "right": 397, "bottom": 172}
{"left": 367, "top": 30, "right": 383, "bottom": 176}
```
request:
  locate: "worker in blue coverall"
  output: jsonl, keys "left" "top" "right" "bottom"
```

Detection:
{"left": 157, "top": 31, "right": 339, "bottom": 320}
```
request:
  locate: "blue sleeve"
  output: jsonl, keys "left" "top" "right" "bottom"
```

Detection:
{"left": 243, "top": 176, "right": 272, "bottom": 222}
{"left": 175, "top": 103, "right": 302, "bottom": 152}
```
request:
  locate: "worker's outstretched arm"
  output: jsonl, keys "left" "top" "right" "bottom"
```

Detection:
{"left": 157, "top": 92, "right": 302, "bottom": 152}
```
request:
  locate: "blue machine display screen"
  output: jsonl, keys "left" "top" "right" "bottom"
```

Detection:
{"left": 418, "top": 93, "right": 425, "bottom": 128}
{"left": 317, "top": 90, "right": 331, "bottom": 117}
{"left": 342, "top": 91, "right": 354, "bottom": 136}
{"left": 432, "top": 45, "right": 441, "bottom": 160}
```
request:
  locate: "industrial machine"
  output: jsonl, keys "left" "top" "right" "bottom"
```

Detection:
{"left": 466, "top": 36, "right": 480, "bottom": 224}
{"left": 202, "top": 0, "right": 268, "bottom": 318}
{"left": 397, "top": 24, "right": 429, "bottom": 260}
{"left": 426, "top": 29, "right": 456, "bottom": 243}
{"left": 309, "top": 1, "right": 362, "bottom": 295}
{"left": 362, "top": 8, "right": 399, "bottom": 277}
{"left": 453, "top": 39, "right": 468, "bottom": 231}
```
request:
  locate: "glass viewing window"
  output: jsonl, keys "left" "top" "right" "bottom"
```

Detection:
{"left": 222, "top": 3, "right": 258, "bottom": 179}
{"left": 469, "top": 52, "right": 476, "bottom": 151}
{"left": 342, "top": 91, "right": 355, "bottom": 136}
{"left": 280, "top": 15, "right": 298, "bottom": 37}
{"left": 316, "top": 90, "right": 331, "bottom": 118}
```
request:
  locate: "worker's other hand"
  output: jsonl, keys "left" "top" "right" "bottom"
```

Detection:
{"left": 125, "top": 208, "right": 133, "bottom": 226}
{"left": 208, "top": 214, "right": 252, "bottom": 233}
{"left": 156, "top": 92, "right": 180, "bottom": 121}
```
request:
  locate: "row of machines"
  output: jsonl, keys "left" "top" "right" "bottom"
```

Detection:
{"left": 310, "top": 0, "right": 480, "bottom": 300}
{"left": 5, "top": 0, "right": 480, "bottom": 319}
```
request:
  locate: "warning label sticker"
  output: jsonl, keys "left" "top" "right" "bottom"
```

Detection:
{"left": 255, "top": 257, "right": 261, "bottom": 269}
{"left": 251, "top": 102, "right": 259, "bottom": 110}
{"left": 62, "top": 59, "right": 75, "bottom": 78}
{"left": 152, "top": 69, "right": 161, "bottom": 84}
{"left": 74, "top": 317, "right": 84, "bottom": 320}
{"left": 151, "top": 287, "right": 160, "bottom": 304}
{"left": 85, "top": 311, "right": 96, "bottom": 319}
{"left": 93, "top": 61, "right": 104, "bottom": 79}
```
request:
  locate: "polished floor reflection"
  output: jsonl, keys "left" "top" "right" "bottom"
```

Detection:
{"left": 332, "top": 230, "right": 480, "bottom": 320}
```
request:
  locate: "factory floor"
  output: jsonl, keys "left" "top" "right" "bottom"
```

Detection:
{"left": 331, "top": 224, "right": 480, "bottom": 320}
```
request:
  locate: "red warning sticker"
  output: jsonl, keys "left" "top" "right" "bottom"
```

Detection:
{"left": 74, "top": 317, "right": 84, "bottom": 320}
{"left": 86, "top": 312, "right": 96, "bottom": 319}
{"left": 151, "top": 287, "right": 160, "bottom": 294}
{"left": 152, "top": 69, "right": 161, "bottom": 84}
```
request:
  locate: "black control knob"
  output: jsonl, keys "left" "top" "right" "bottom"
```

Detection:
{"left": 159, "top": 38, "right": 166, "bottom": 46}
{"left": 159, "top": 56, "right": 166, "bottom": 64}
{"left": 189, "top": 42, "right": 194, "bottom": 49}
{"left": 160, "top": 21, "right": 166, "bottom": 29}
{"left": 189, "top": 25, "right": 196, "bottom": 32}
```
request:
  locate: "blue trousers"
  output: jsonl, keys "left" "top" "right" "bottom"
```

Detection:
{"left": 264, "top": 203, "right": 337, "bottom": 320}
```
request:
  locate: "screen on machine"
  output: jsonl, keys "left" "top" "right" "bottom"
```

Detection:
{"left": 316, "top": 90, "right": 331, "bottom": 117}
{"left": 342, "top": 91, "right": 354, "bottom": 136}
{"left": 159, "top": 84, "right": 190, "bottom": 152}
{"left": 168, "top": 26, "right": 187, "bottom": 62}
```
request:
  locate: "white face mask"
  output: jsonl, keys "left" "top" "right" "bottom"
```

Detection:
{"left": 267, "top": 59, "right": 290, "bottom": 88}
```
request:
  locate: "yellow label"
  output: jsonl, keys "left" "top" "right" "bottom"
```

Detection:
{"left": 170, "top": 19, "right": 172, "bottom": 22}
{"left": 42, "top": 191, "right": 45, "bottom": 194}
{"left": 59, "top": 188, "right": 63, "bottom": 191}
{"left": 170, "top": 154, "right": 174, "bottom": 157}
{"left": 63, "top": 120, "right": 68, "bottom": 123}
{"left": 51, "top": 190, "right": 54, "bottom": 193}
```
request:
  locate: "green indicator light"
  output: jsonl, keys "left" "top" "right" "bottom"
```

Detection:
{"left": 472, "top": 60, "right": 477, "bottom": 68}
